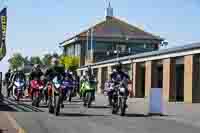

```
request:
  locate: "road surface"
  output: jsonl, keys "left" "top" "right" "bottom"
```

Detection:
{"left": 1, "top": 94, "right": 200, "bottom": 133}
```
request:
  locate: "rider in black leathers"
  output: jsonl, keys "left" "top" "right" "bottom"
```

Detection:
{"left": 29, "top": 64, "right": 44, "bottom": 81}
{"left": 4, "top": 69, "right": 11, "bottom": 97}
{"left": 110, "top": 62, "right": 129, "bottom": 103}
{"left": 45, "top": 57, "right": 65, "bottom": 108}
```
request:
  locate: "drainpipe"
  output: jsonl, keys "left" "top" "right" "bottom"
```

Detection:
{"left": 91, "top": 28, "right": 93, "bottom": 63}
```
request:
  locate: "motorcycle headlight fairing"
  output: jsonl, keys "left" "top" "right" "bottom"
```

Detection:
{"left": 55, "top": 83, "right": 61, "bottom": 89}
{"left": 119, "top": 87, "right": 125, "bottom": 93}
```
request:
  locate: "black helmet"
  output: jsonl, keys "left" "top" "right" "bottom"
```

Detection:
{"left": 87, "top": 65, "right": 92, "bottom": 73}
{"left": 116, "top": 62, "right": 122, "bottom": 71}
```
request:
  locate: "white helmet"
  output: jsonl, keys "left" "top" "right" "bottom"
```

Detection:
{"left": 17, "top": 66, "right": 23, "bottom": 71}
{"left": 112, "top": 69, "right": 117, "bottom": 72}
{"left": 51, "top": 57, "right": 59, "bottom": 65}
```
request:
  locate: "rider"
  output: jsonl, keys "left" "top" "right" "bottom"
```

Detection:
{"left": 29, "top": 64, "right": 44, "bottom": 98}
{"left": 110, "top": 62, "right": 129, "bottom": 103}
{"left": 30, "top": 64, "right": 43, "bottom": 81}
{"left": 45, "top": 57, "right": 65, "bottom": 95}
{"left": 80, "top": 66, "right": 96, "bottom": 102}
{"left": 4, "top": 69, "right": 11, "bottom": 97}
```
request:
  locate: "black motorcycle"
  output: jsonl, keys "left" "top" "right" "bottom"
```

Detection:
{"left": 111, "top": 80, "right": 128, "bottom": 116}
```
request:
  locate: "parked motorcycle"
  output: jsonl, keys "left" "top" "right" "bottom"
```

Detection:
{"left": 80, "top": 80, "right": 96, "bottom": 108}
{"left": 111, "top": 80, "right": 128, "bottom": 116}
{"left": 12, "top": 78, "right": 25, "bottom": 101}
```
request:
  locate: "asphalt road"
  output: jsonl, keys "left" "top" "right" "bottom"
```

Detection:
{"left": 1, "top": 86, "right": 200, "bottom": 133}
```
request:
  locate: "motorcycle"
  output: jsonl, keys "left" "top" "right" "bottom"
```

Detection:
{"left": 111, "top": 80, "right": 128, "bottom": 116}
{"left": 31, "top": 80, "right": 44, "bottom": 107}
{"left": 12, "top": 78, "right": 25, "bottom": 101}
{"left": 48, "top": 76, "right": 63, "bottom": 116}
{"left": 104, "top": 81, "right": 115, "bottom": 106}
{"left": 60, "top": 79, "right": 73, "bottom": 107}
{"left": 67, "top": 80, "right": 77, "bottom": 102}
{"left": 80, "top": 80, "right": 96, "bottom": 108}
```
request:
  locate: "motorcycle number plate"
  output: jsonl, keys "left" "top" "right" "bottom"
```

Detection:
{"left": 120, "top": 87, "right": 125, "bottom": 92}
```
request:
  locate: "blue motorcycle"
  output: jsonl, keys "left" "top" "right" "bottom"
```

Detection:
{"left": 60, "top": 79, "right": 73, "bottom": 107}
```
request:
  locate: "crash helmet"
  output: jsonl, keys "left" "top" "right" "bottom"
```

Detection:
{"left": 116, "top": 61, "right": 122, "bottom": 72}
{"left": 17, "top": 66, "right": 23, "bottom": 72}
{"left": 51, "top": 57, "right": 59, "bottom": 66}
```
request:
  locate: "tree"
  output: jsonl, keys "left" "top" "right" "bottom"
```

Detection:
{"left": 59, "top": 55, "right": 80, "bottom": 71}
{"left": 24, "top": 56, "right": 30, "bottom": 65}
{"left": 42, "top": 54, "right": 52, "bottom": 67}
{"left": 8, "top": 53, "right": 25, "bottom": 70}
{"left": 29, "top": 56, "right": 42, "bottom": 65}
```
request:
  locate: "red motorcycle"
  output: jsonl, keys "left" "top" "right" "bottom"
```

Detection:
{"left": 30, "top": 80, "right": 44, "bottom": 107}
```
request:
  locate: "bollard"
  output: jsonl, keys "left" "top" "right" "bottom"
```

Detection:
{"left": 148, "top": 88, "right": 164, "bottom": 116}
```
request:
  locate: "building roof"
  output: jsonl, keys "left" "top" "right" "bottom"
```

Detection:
{"left": 60, "top": 16, "right": 163, "bottom": 45}
{"left": 79, "top": 42, "right": 200, "bottom": 69}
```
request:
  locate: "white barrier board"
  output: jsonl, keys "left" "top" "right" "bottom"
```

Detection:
{"left": 149, "top": 88, "right": 163, "bottom": 115}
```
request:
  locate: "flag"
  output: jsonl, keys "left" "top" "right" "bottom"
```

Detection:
{"left": 0, "top": 7, "right": 7, "bottom": 61}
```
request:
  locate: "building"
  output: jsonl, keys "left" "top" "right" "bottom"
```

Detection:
{"left": 78, "top": 42, "right": 200, "bottom": 103}
{"left": 60, "top": 3, "right": 163, "bottom": 67}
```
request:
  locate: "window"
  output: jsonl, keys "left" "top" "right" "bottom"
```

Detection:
{"left": 75, "top": 44, "right": 81, "bottom": 56}
{"left": 87, "top": 40, "right": 96, "bottom": 50}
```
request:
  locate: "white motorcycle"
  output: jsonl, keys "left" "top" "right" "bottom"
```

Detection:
{"left": 12, "top": 78, "right": 25, "bottom": 101}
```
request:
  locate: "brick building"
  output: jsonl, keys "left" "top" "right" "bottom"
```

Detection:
{"left": 78, "top": 43, "right": 200, "bottom": 103}
{"left": 60, "top": 3, "right": 163, "bottom": 66}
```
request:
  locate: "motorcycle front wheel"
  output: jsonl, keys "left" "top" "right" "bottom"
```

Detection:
{"left": 86, "top": 91, "right": 93, "bottom": 108}
{"left": 112, "top": 96, "right": 118, "bottom": 114}
{"left": 119, "top": 97, "right": 126, "bottom": 116}
{"left": 54, "top": 95, "right": 60, "bottom": 116}
{"left": 48, "top": 96, "right": 54, "bottom": 114}
{"left": 68, "top": 89, "right": 72, "bottom": 102}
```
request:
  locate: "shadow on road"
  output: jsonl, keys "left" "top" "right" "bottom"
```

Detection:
{"left": 124, "top": 113, "right": 150, "bottom": 117}
{"left": 0, "top": 98, "right": 18, "bottom": 112}
{"left": 60, "top": 113, "right": 107, "bottom": 117}
{"left": 0, "top": 129, "right": 8, "bottom": 133}
{"left": 70, "top": 99, "right": 83, "bottom": 103}
{"left": 124, "top": 113, "right": 169, "bottom": 117}
{"left": 0, "top": 97, "right": 44, "bottom": 112}
{"left": 89, "top": 105, "right": 111, "bottom": 109}
{"left": 38, "top": 105, "right": 48, "bottom": 108}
